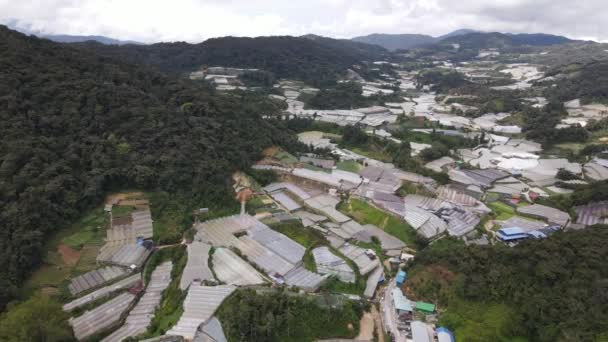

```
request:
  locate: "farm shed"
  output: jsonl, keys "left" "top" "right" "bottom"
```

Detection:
{"left": 69, "top": 292, "right": 136, "bottom": 341}
{"left": 270, "top": 191, "right": 302, "bottom": 212}
{"left": 180, "top": 242, "right": 214, "bottom": 290}
{"left": 68, "top": 266, "right": 129, "bottom": 296}
{"left": 102, "top": 262, "right": 173, "bottom": 342}
{"left": 312, "top": 246, "right": 355, "bottom": 283}
{"left": 363, "top": 265, "right": 384, "bottom": 299}
{"left": 517, "top": 204, "right": 570, "bottom": 227}
{"left": 194, "top": 317, "right": 227, "bottom": 342}
{"left": 211, "top": 248, "right": 265, "bottom": 286}
{"left": 283, "top": 265, "right": 328, "bottom": 291}
{"left": 63, "top": 273, "right": 141, "bottom": 312}
{"left": 338, "top": 244, "right": 380, "bottom": 276}
{"left": 248, "top": 225, "right": 305, "bottom": 265}
{"left": 575, "top": 201, "right": 608, "bottom": 226}
{"left": 500, "top": 216, "right": 546, "bottom": 232}
{"left": 304, "top": 195, "right": 351, "bottom": 223}
{"left": 166, "top": 284, "right": 236, "bottom": 340}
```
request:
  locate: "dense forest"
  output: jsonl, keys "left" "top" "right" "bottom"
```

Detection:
{"left": 216, "top": 288, "right": 364, "bottom": 342}
{"left": 0, "top": 25, "right": 302, "bottom": 310}
{"left": 543, "top": 60, "right": 608, "bottom": 104}
{"left": 73, "top": 35, "right": 387, "bottom": 87}
{"left": 410, "top": 226, "right": 608, "bottom": 341}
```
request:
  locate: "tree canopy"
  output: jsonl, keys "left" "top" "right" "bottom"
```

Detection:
{"left": 0, "top": 25, "right": 301, "bottom": 310}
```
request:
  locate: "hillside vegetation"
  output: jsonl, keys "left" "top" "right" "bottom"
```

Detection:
{"left": 0, "top": 25, "right": 301, "bottom": 310}
{"left": 409, "top": 227, "right": 608, "bottom": 341}
{"left": 75, "top": 35, "right": 388, "bottom": 86}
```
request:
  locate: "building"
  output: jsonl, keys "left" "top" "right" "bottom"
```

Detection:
{"left": 410, "top": 321, "right": 433, "bottom": 342}
{"left": 396, "top": 270, "right": 407, "bottom": 286}
{"left": 436, "top": 327, "right": 455, "bottom": 342}
{"left": 496, "top": 227, "right": 529, "bottom": 242}
{"left": 415, "top": 301, "right": 435, "bottom": 314}
{"left": 392, "top": 288, "right": 413, "bottom": 317}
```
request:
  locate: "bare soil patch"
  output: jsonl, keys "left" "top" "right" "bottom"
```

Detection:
{"left": 355, "top": 311, "right": 375, "bottom": 341}
{"left": 57, "top": 243, "right": 81, "bottom": 266}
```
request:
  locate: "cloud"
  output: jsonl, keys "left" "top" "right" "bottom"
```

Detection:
{"left": 0, "top": 0, "right": 606, "bottom": 43}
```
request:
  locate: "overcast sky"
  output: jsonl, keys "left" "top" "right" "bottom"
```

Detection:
{"left": 1, "top": 0, "right": 607, "bottom": 43}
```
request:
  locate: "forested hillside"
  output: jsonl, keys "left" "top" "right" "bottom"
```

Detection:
{"left": 409, "top": 226, "right": 608, "bottom": 341}
{"left": 0, "top": 25, "right": 300, "bottom": 310}
{"left": 74, "top": 35, "right": 386, "bottom": 86}
{"left": 543, "top": 60, "right": 608, "bottom": 103}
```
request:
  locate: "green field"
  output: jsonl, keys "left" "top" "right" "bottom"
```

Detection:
{"left": 339, "top": 198, "right": 417, "bottom": 247}
{"left": 21, "top": 208, "right": 108, "bottom": 297}
{"left": 111, "top": 204, "right": 136, "bottom": 218}
{"left": 351, "top": 147, "right": 393, "bottom": 163}
{"left": 488, "top": 201, "right": 516, "bottom": 221}
{"left": 336, "top": 160, "right": 362, "bottom": 173}
{"left": 276, "top": 150, "right": 299, "bottom": 165}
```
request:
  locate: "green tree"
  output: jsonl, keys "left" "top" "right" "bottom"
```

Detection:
{"left": 0, "top": 296, "right": 72, "bottom": 342}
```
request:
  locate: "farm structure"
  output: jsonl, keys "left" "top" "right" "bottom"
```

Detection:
{"left": 102, "top": 262, "right": 173, "bottom": 342}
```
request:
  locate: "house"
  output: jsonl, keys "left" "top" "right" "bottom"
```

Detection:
{"left": 392, "top": 288, "right": 413, "bottom": 317}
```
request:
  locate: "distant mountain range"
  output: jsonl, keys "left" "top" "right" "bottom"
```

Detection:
{"left": 3, "top": 20, "right": 143, "bottom": 45}
{"left": 42, "top": 34, "right": 143, "bottom": 45}
{"left": 352, "top": 29, "right": 575, "bottom": 51}
{"left": 351, "top": 29, "right": 477, "bottom": 51}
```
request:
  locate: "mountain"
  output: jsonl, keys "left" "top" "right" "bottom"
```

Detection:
{"left": 351, "top": 29, "right": 479, "bottom": 51}
{"left": 351, "top": 33, "right": 435, "bottom": 51}
{"left": 440, "top": 31, "right": 575, "bottom": 48}
{"left": 352, "top": 30, "right": 574, "bottom": 52}
{"left": 506, "top": 33, "right": 574, "bottom": 46}
{"left": 3, "top": 20, "right": 143, "bottom": 45}
{"left": 0, "top": 25, "right": 298, "bottom": 310}
{"left": 74, "top": 35, "right": 388, "bottom": 86}
{"left": 301, "top": 34, "right": 388, "bottom": 60}
{"left": 436, "top": 28, "right": 478, "bottom": 40}
{"left": 43, "top": 34, "right": 143, "bottom": 45}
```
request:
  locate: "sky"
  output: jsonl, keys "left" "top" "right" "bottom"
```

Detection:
{"left": 1, "top": 0, "right": 607, "bottom": 43}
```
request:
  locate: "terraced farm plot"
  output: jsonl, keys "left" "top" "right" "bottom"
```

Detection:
{"left": 340, "top": 199, "right": 417, "bottom": 246}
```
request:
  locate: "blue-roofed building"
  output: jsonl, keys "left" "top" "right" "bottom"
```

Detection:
{"left": 391, "top": 288, "right": 413, "bottom": 316}
{"left": 497, "top": 227, "right": 529, "bottom": 242}
{"left": 437, "top": 327, "right": 455, "bottom": 342}
{"left": 396, "top": 270, "right": 407, "bottom": 286}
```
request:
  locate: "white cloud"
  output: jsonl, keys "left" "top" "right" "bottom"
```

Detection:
{"left": 0, "top": 0, "right": 607, "bottom": 43}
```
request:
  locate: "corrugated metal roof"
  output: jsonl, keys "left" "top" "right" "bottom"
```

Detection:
{"left": 68, "top": 266, "right": 129, "bottom": 296}
{"left": 166, "top": 285, "right": 235, "bottom": 340}
{"left": 102, "top": 262, "right": 173, "bottom": 342}
{"left": 364, "top": 265, "right": 384, "bottom": 299}
{"left": 69, "top": 292, "right": 136, "bottom": 341}
{"left": 575, "top": 201, "right": 608, "bottom": 226}
{"left": 411, "top": 321, "right": 432, "bottom": 342}
{"left": 313, "top": 247, "right": 355, "bottom": 283}
{"left": 517, "top": 204, "right": 570, "bottom": 227}
{"left": 212, "top": 248, "right": 265, "bottom": 286}
{"left": 180, "top": 242, "right": 214, "bottom": 290}
{"left": 392, "top": 288, "right": 412, "bottom": 312}
{"left": 194, "top": 317, "right": 227, "bottom": 342}
{"left": 63, "top": 274, "right": 141, "bottom": 312}
{"left": 270, "top": 191, "right": 302, "bottom": 212}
